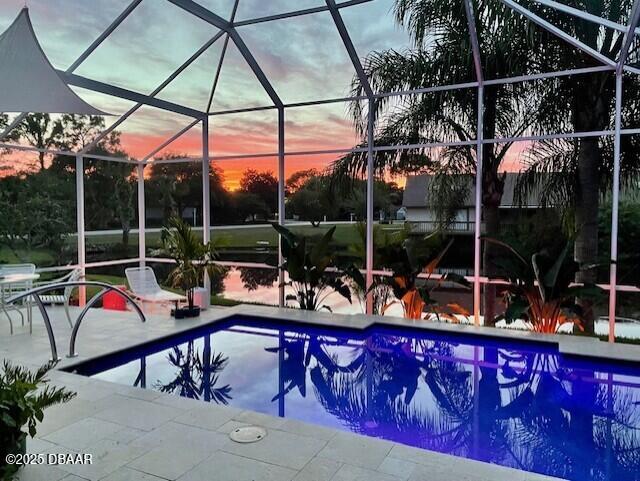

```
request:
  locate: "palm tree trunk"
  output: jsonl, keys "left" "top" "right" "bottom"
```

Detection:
{"left": 574, "top": 138, "right": 600, "bottom": 335}
{"left": 571, "top": 73, "right": 613, "bottom": 335}
{"left": 482, "top": 202, "right": 500, "bottom": 326}
{"left": 480, "top": 87, "right": 504, "bottom": 327}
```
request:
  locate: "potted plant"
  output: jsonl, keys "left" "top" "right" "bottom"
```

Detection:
{"left": 484, "top": 238, "right": 604, "bottom": 333}
{"left": 272, "top": 223, "right": 353, "bottom": 311}
{"left": 159, "top": 216, "right": 222, "bottom": 318}
{"left": 1, "top": 361, "right": 75, "bottom": 480}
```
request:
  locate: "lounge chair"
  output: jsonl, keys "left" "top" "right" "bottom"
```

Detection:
{"left": 125, "top": 267, "right": 186, "bottom": 311}
{"left": 35, "top": 268, "right": 82, "bottom": 328}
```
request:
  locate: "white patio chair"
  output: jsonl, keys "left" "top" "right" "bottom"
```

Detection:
{"left": 0, "top": 263, "right": 35, "bottom": 334}
{"left": 125, "top": 267, "right": 186, "bottom": 311}
{"left": 35, "top": 268, "right": 82, "bottom": 328}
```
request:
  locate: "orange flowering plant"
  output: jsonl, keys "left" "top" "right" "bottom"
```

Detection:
{"left": 485, "top": 238, "right": 603, "bottom": 333}
{"left": 375, "top": 236, "right": 471, "bottom": 322}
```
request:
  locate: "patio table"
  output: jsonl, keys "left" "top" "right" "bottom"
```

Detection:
{"left": 0, "top": 273, "right": 40, "bottom": 334}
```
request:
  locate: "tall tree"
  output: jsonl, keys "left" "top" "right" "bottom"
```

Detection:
{"left": 331, "top": 0, "right": 541, "bottom": 323}
{"left": 286, "top": 168, "right": 319, "bottom": 193}
{"left": 517, "top": 1, "right": 640, "bottom": 333}
{"left": 16, "top": 113, "right": 65, "bottom": 170}
{"left": 57, "top": 114, "right": 106, "bottom": 151}
{"left": 0, "top": 114, "right": 20, "bottom": 174}
{"left": 239, "top": 169, "right": 278, "bottom": 217}
{"left": 84, "top": 132, "right": 137, "bottom": 246}
{"left": 146, "top": 156, "right": 229, "bottom": 226}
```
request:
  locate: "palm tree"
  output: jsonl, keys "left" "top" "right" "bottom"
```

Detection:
{"left": 155, "top": 340, "right": 232, "bottom": 404}
{"left": 515, "top": 1, "right": 640, "bottom": 334}
{"left": 331, "top": 0, "right": 543, "bottom": 324}
{"left": 159, "top": 216, "right": 222, "bottom": 310}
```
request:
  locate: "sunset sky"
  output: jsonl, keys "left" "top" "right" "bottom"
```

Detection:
{"left": 0, "top": 0, "right": 531, "bottom": 190}
{"left": 0, "top": 0, "right": 416, "bottom": 189}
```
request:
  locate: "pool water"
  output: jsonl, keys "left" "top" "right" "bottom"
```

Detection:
{"left": 70, "top": 316, "right": 640, "bottom": 481}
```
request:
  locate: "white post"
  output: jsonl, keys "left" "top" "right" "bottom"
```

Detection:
{"left": 75, "top": 154, "right": 86, "bottom": 306}
{"left": 202, "top": 118, "right": 211, "bottom": 305}
{"left": 608, "top": 72, "right": 622, "bottom": 342}
{"left": 366, "top": 98, "right": 375, "bottom": 315}
{"left": 473, "top": 86, "right": 484, "bottom": 326}
{"left": 137, "top": 163, "right": 146, "bottom": 267}
{"left": 278, "top": 107, "right": 286, "bottom": 308}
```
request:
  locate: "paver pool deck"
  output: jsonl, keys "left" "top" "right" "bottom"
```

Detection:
{"left": 5, "top": 303, "right": 629, "bottom": 481}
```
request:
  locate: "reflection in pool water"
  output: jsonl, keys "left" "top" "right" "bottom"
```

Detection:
{"left": 82, "top": 321, "right": 640, "bottom": 481}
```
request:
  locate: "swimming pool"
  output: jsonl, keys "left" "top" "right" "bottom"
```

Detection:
{"left": 67, "top": 315, "right": 640, "bottom": 481}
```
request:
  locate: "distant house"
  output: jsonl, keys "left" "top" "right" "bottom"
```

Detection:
{"left": 402, "top": 173, "right": 542, "bottom": 234}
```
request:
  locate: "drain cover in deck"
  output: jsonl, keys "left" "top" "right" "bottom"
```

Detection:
{"left": 229, "top": 426, "right": 267, "bottom": 443}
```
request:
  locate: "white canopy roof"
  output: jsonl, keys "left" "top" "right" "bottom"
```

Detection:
{"left": 0, "top": 8, "right": 107, "bottom": 115}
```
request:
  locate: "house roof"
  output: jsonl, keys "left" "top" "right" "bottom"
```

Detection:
{"left": 402, "top": 173, "right": 541, "bottom": 209}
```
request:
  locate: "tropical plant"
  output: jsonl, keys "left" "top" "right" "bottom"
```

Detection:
{"left": 158, "top": 217, "right": 222, "bottom": 310}
{"left": 485, "top": 238, "right": 603, "bottom": 333}
{"left": 331, "top": 0, "right": 542, "bottom": 325}
{"left": 374, "top": 236, "right": 471, "bottom": 321}
{"left": 0, "top": 361, "right": 76, "bottom": 480}
{"left": 272, "top": 223, "right": 352, "bottom": 311}
{"left": 343, "top": 222, "right": 404, "bottom": 315}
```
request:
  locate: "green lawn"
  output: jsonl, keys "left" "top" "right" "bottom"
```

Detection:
{"left": 83, "top": 223, "right": 392, "bottom": 250}
{"left": 0, "top": 245, "right": 58, "bottom": 265}
{"left": 3, "top": 223, "right": 403, "bottom": 269}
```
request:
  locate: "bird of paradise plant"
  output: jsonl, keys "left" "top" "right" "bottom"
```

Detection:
{"left": 272, "top": 223, "right": 353, "bottom": 311}
{"left": 485, "top": 238, "right": 603, "bottom": 333}
{"left": 375, "top": 236, "right": 471, "bottom": 321}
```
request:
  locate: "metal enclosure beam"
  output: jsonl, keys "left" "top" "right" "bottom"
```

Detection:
{"left": 82, "top": 31, "right": 224, "bottom": 154}
{"left": 325, "top": 0, "right": 374, "bottom": 98}
{"left": 325, "top": 0, "right": 374, "bottom": 313}
{"left": 501, "top": 0, "right": 617, "bottom": 68}
{"left": 167, "top": 0, "right": 283, "bottom": 108}
{"left": 464, "top": 0, "right": 484, "bottom": 84}
{"left": 206, "top": 33, "right": 231, "bottom": 113}
{"left": 278, "top": 107, "right": 286, "bottom": 308}
{"left": 75, "top": 154, "right": 87, "bottom": 306}
{"left": 143, "top": 119, "right": 200, "bottom": 161}
{"left": 233, "top": 0, "right": 373, "bottom": 27}
{"left": 207, "top": 66, "right": 616, "bottom": 117}
{"left": 202, "top": 118, "right": 211, "bottom": 305}
{"left": 137, "top": 163, "right": 146, "bottom": 267}
{"left": 617, "top": 0, "right": 640, "bottom": 72}
{"left": 609, "top": 73, "right": 622, "bottom": 342}
{"left": 67, "top": 0, "right": 143, "bottom": 72}
{"left": 608, "top": 0, "right": 640, "bottom": 341}
{"left": 62, "top": 72, "right": 206, "bottom": 118}
{"left": 365, "top": 99, "right": 375, "bottom": 315}
{"left": 464, "top": 0, "right": 485, "bottom": 326}
{"left": 206, "top": 0, "right": 240, "bottom": 113}
{"left": 528, "top": 0, "right": 632, "bottom": 34}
